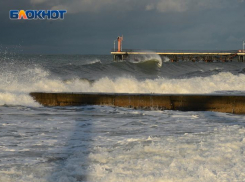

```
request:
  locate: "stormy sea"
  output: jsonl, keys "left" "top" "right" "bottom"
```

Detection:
{"left": 0, "top": 53, "right": 245, "bottom": 182}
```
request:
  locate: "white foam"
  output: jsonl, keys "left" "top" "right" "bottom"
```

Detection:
{"left": 0, "top": 106, "right": 245, "bottom": 181}
{"left": 70, "top": 72, "right": 245, "bottom": 94}
{"left": 83, "top": 59, "right": 101, "bottom": 65}
{"left": 85, "top": 125, "right": 245, "bottom": 182}
{"left": 0, "top": 92, "right": 40, "bottom": 107}
{"left": 162, "top": 56, "right": 170, "bottom": 62}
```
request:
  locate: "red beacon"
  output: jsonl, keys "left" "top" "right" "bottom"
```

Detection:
{"left": 117, "top": 36, "right": 123, "bottom": 52}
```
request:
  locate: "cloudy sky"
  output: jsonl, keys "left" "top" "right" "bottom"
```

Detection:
{"left": 0, "top": 0, "right": 245, "bottom": 54}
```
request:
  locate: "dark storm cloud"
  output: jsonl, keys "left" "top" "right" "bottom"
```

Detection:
{"left": 0, "top": 0, "right": 245, "bottom": 54}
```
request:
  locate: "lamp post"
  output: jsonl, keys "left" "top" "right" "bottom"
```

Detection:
{"left": 114, "top": 40, "right": 117, "bottom": 52}
{"left": 243, "top": 41, "right": 245, "bottom": 53}
{"left": 121, "top": 35, "right": 123, "bottom": 51}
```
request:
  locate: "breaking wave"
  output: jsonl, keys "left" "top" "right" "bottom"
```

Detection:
{"left": 128, "top": 54, "right": 163, "bottom": 67}
{"left": 1, "top": 64, "right": 245, "bottom": 106}
{"left": 83, "top": 59, "right": 101, "bottom": 65}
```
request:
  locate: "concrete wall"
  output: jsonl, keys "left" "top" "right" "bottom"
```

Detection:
{"left": 30, "top": 92, "right": 245, "bottom": 114}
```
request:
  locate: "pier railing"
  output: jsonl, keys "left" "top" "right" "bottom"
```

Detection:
{"left": 111, "top": 49, "right": 238, "bottom": 53}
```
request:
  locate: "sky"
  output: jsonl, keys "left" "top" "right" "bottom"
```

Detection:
{"left": 0, "top": 0, "right": 245, "bottom": 54}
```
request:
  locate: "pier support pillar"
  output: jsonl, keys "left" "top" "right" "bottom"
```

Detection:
{"left": 239, "top": 56, "right": 244, "bottom": 62}
{"left": 113, "top": 55, "right": 121, "bottom": 61}
{"left": 240, "top": 56, "right": 244, "bottom": 62}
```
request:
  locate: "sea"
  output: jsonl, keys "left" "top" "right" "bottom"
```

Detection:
{"left": 0, "top": 53, "right": 245, "bottom": 182}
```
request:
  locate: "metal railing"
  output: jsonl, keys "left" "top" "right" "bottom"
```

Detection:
{"left": 111, "top": 49, "right": 238, "bottom": 53}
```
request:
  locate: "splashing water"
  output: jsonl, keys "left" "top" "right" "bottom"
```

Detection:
{"left": 83, "top": 59, "right": 101, "bottom": 65}
{"left": 129, "top": 52, "right": 163, "bottom": 67}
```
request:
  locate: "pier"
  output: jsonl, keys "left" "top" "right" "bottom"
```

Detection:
{"left": 111, "top": 36, "right": 245, "bottom": 62}
{"left": 111, "top": 49, "right": 245, "bottom": 62}
{"left": 30, "top": 92, "right": 245, "bottom": 114}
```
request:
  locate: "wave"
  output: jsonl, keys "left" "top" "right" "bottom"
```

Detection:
{"left": 60, "top": 72, "right": 245, "bottom": 94}
{"left": 82, "top": 59, "right": 101, "bottom": 65}
{"left": 128, "top": 54, "right": 163, "bottom": 67}
{"left": 1, "top": 65, "right": 245, "bottom": 106}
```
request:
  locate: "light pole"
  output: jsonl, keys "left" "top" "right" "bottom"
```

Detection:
{"left": 121, "top": 35, "right": 123, "bottom": 51}
{"left": 114, "top": 40, "right": 117, "bottom": 52}
{"left": 243, "top": 41, "right": 245, "bottom": 53}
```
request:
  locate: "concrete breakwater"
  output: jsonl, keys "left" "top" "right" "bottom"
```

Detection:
{"left": 29, "top": 92, "right": 245, "bottom": 114}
